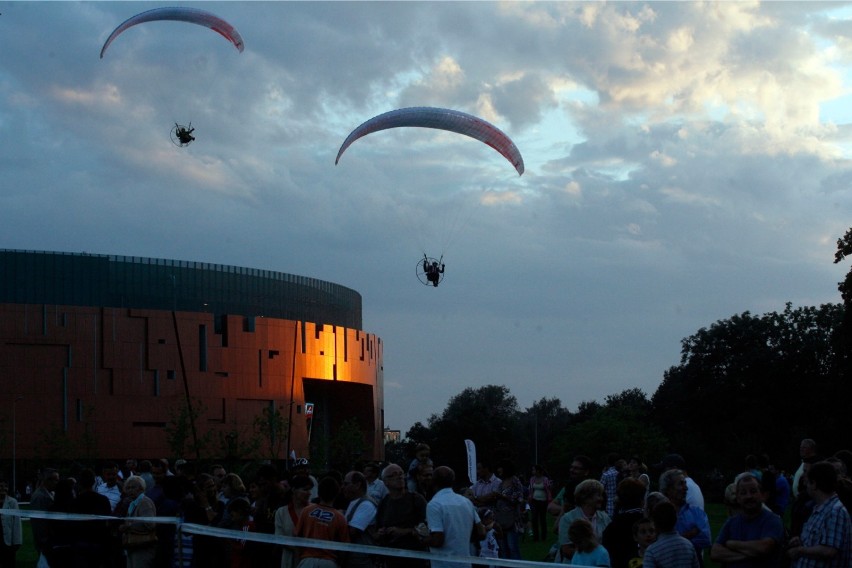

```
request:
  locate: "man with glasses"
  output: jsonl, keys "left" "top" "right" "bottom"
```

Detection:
{"left": 374, "top": 464, "right": 429, "bottom": 568}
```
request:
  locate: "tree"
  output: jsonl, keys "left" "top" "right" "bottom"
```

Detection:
{"left": 165, "top": 398, "right": 212, "bottom": 460}
{"left": 651, "top": 303, "right": 846, "bottom": 473}
{"left": 253, "top": 404, "right": 289, "bottom": 460}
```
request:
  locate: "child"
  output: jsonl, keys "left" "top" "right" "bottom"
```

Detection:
{"left": 627, "top": 517, "right": 656, "bottom": 568}
{"left": 477, "top": 507, "right": 500, "bottom": 566}
{"left": 566, "top": 519, "right": 611, "bottom": 566}
{"left": 226, "top": 498, "right": 255, "bottom": 568}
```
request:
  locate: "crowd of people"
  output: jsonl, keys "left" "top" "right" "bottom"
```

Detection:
{"left": 7, "top": 437, "right": 852, "bottom": 568}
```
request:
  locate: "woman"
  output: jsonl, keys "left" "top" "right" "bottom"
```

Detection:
{"left": 119, "top": 476, "right": 157, "bottom": 568}
{"left": 274, "top": 475, "right": 313, "bottom": 568}
{"left": 0, "top": 479, "right": 21, "bottom": 568}
{"left": 558, "top": 479, "right": 611, "bottom": 564}
{"left": 493, "top": 460, "right": 524, "bottom": 560}
{"left": 528, "top": 464, "right": 551, "bottom": 542}
{"left": 217, "top": 473, "right": 249, "bottom": 530}
{"left": 626, "top": 457, "right": 650, "bottom": 495}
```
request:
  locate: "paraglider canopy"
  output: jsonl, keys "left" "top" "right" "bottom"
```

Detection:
{"left": 335, "top": 107, "right": 524, "bottom": 175}
{"left": 100, "top": 6, "right": 244, "bottom": 58}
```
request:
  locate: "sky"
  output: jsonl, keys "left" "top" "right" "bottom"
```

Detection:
{"left": 2, "top": 1, "right": 852, "bottom": 436}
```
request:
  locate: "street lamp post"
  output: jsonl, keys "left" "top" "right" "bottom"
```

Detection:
{"left": 12, "top": 396, "right": 22, "bottom": 500}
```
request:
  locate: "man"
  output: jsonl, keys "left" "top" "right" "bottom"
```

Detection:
{"left": 414, "top": 462, "right": 436, "bottom": 502}
{"left": 600, "top": 453, "right": 625, "bottom": 517}
{"left": 374, "top": 463, "right": 428, "bottom": 568}
{"left": 29, "top": 468, "right": 59, "bottom": 567}
{"left": 470, "top": 462, "right": 500, "bottom": 508}
{"left": 657, "top": 454, "right": 705, "bottom": 510}
{"left": 602, "top": 478, "right": 648, "bottom": 568}
{"left": 711, "top": 472, "right": 785, "bottom": 567}
{"left": 96, "top": 462, "right": 123, "bottom": 513}
{"left": 295, "top": 476, "right": 350, "bottom": 568}
{"left": 548, "top": 455, "right": 594, "bottom": 517}
{"left": 69, "top": 468, "right": 112, "bottom": 568}
{"left": 660, "top": 468, "right": 711, "bottom": 565}
{"left": 343, "top": 470, "right": 378, "bottom": 568}
{"left": 787, "top": 461, "right": 852, "bottom": 568}
{"left": 644, "top": 501, "right": 700, "bottom": 568}
{"left": 292, "top": 458, "right": 319, "bottom": 501}
{"left": 364, "top": 463, "right": 389, "bottom": 503}
{"left": 793, "top": 439, "right": 820, "bottom": 499}
{"left": 422, "top": 466, "right": 485, "bottom": 568}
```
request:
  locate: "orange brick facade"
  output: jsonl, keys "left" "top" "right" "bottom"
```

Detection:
{"left": 0, "top": 303, "right": 383, "bottom": 464}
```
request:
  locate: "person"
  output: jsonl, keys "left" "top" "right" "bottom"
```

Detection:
{"left": 291, "top": 459, "right": 319, "bottom": 502}
{"left": 421, "top": 466, "right": 485, "bottom": 568}
{"left": 601, "top": 453, "right": 625, "bottom": 517}
{"left": 253, "top": 464, "right": 287, "bottom": 566}
{"left": 528, "top": 464, "right": 552, "bottom": 542}
{"left": 342, "top": 470, "right": 377, "bottom": 568}
{"left": 226, "top": 498, "right": 256, "bottom": 568}
{"left": 626, "top": 457, "right": 651, "bottom": 495}
{"left": 549, "top": 455, "right": 595, "bottom": 518}
{"left": 119, "top": 476, "right": 157, "bottom": 568}
{"left": 413, "top": 462, "right": 436, "bottom": 502}
{"left": 96, "top": 462, "right": 123, "bottom": 513}
{"left": 492, "top": 460, "right": 524, "bottom": 560}
{"left": 68, "top": 468, "right": 112, "bottom": 568}
{"left": 363, "top": 463, "right": 388, "bottom": 503}
{"left": 374, "top": 463, "right": 429, "bottom": 568}
{"left": 407, "top": 444, "right": 432, "bottom": 494}
{"left": 0, "top": 479, "right": 21, "bottom": 568}
{"left": 175, "top": 124, "right": 195, "bottom": 145}
{"left": 793, "top": 439, "right": 821, "bottom": 500}
{"left": 710, "top": 472, "right": 785, "bottom": 567}
{"left": 602, "top": 478, "right": 648, "bottom": 568}
{"left": 275, "top": 475, "right": 313, "bottom": 568}
{"left": 477, "top": 508, "right": 500, "bottom": 562}
{"left": 470, "top": 461, "right": 501, "bottom": 508}
{"left": 644, "top": 501, "right": 699, "bottom": 568}
{"left": 567, "top": 518, "right": 612, "bottom": 566}
{"left": 48, "top": 477, "right": 78, "bottom": 568}
{"left": 558, "top": 479, "right": 611, "bottom": 564}
{"left": 628, "top": 516, "right": 657, "bottom": 568}
{"left": 787, "top": 461, "right": 852, "bottom": 567}
{"left": 217, "top": 473, "right": 249, "bottom": 531}
{"left": 30, "top": 468, "right": 59, "bottom": 568}
{"left": 659, "top": 468, "right": 711, "bottom": 566}
{"left": 423, "top": 256, "right": 445, "bottom": 287}
{"left": 655, "top": 454, "right": 704, "bottom": 510}
{"left": 295, "top": 476, "right": 350, "bottom": 568}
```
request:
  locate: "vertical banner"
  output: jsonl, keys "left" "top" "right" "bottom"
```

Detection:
{"left": 464, "top": 439, "right": 477, "bottom": 485}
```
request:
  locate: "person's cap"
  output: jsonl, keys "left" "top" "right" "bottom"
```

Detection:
{"left": 655, "top": 454, "right": 686, "bottom": 470}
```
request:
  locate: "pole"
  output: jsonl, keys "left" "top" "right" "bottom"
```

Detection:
{"left": 12, "top": 396, "right": 22, "bottom": 499}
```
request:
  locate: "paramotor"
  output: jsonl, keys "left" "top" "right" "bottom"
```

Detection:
{"left": 335, "top": 107, "right": 524, "bottom": 175}
{"left": 100, "top": 6, "right": 245, "bottom": 58}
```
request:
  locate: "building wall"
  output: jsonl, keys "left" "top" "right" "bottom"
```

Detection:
{"left": 0, "top": 303, "right": 383, "bottom": 462}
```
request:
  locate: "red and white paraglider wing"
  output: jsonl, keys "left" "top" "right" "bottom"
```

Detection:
{"left": 335, "top": 107, "right": 524, "bottom": 175}
{"left": 100, "top": 6, "right": 244, "bottom": 58}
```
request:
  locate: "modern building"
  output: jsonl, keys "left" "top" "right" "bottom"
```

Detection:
{"left": 0, "top": 250, "right": 383, "bottom": 470}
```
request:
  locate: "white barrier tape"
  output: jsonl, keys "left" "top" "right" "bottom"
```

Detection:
{"left": 14, "top": 509, "right": 559, "bottom": 567}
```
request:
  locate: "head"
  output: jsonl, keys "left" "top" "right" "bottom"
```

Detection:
{"left": 733, "top": 472, "right": 764, "bottom": 517}
{"left": 289, "top": 475, "right": 314, "bottom": 505}
{"left": 151, "top": 459, "right": 167, "bottom": 483}
{"left": 433, "top": 466, "right": 455, "bottom": 490}
{"left": 124, "top": 476, "right": 146, "bottom": 500}
{"left": 627, "top": 456, "right": 645, "bottom": 474}
{"left": 414, "top": 444, "right": 430, "bottom": 462}
{"left": 0, "top": 480, "right": 8, "bottom": 499}
{"left": 227, "top": 497, "right": 251, "bottom": 523}
{"left": 616, "top": 478, "right": 646, "bottom": 511}
{"left": 650, "top": 500, "right": 678, "bottom": 533}
{"left": 632, "top": 517, "right": 656, "bottom": 549}
{"left": 99, "top": 463, "right": 118, "bottom": 487}
{"left": 382, "top": 464, "right": 406, "bottom": 493}
{"left": 343, "top": 470, "right": 367, "bottom": 500}
{"left": 568, "top": 519, "right": 597, "bottom": 552}
{"left": 125, "top": 459, "right": 138, "bottom": 473}
{"left": 800, "top": 439, "right": 817, "bottom": 460}
{"left": 417, "top": 463, "right": 434, "bottom": 488}
{"left": 659, "top": 469, "right": 687, "bottom": 506}
{"left": 570, "top": 455, "right": 592, "bottom": 481}
{"left": 292, "top": 458, "right": 310, "bottom": 475}
{"left": 197, "top": 473, "right": 217, "bottom": 499}
{"left": 645, "top": 491, "right": 668, "bottom": 516}
{"left": 221, "top": 473, "right": 246, "bottom": 497}
{"left": 476, "top": 462, "right": 492, "bottom": 481}
{"left": 317, "top": 476, "right": 340, "bottom": 504}
{"left": 573, "top": 479, "right": 605, "bottom": 510}
{"left": 806, "top": 461, "right": 838, "bottom": 497}
{"left": 77, "top": 469, "right": 97, "bottom": 492}
{"left": 363, "top": 463, "right": 381, "bottom": 482}
{"left": 41, "top": 468, "right": 60, "bottom": 491}
{"left": 211, "top": 465, "right": 227, "bottom": 486}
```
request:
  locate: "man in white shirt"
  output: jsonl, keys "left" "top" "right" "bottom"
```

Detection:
{"left": 364, "top": 462, "right": 389, "bottom": 503}
{"left": 344, "top": 470, "right": 378, "bottom": 568}
{"left": 423, "top": 466, "right": 485, "bottom": 568}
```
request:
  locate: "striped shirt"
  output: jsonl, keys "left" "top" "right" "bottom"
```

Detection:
{"left": 794, "top": 494, "right": 852, "bottom": 568}
{"left": 644, "top": 531, "right": 700, "bottom": 568}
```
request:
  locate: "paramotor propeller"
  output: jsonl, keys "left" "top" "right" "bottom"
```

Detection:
{"left": 335, "top": 107, "right": 524, "bottom": 175}
{"left": 100, "top": 6, "right": 245, "bottom": 58}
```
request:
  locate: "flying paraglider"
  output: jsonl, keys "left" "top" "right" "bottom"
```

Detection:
{"left": 170, "top": 123, "right": 195, "bottom": 147}
{"left": 100, "top": 6, "right": 245, "bottom": 58}
{"left": 335, "top": 107, "right": 524, "bottom": 175}
{"left": 417, "top": 255, "right": 445, "bottom": 287}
